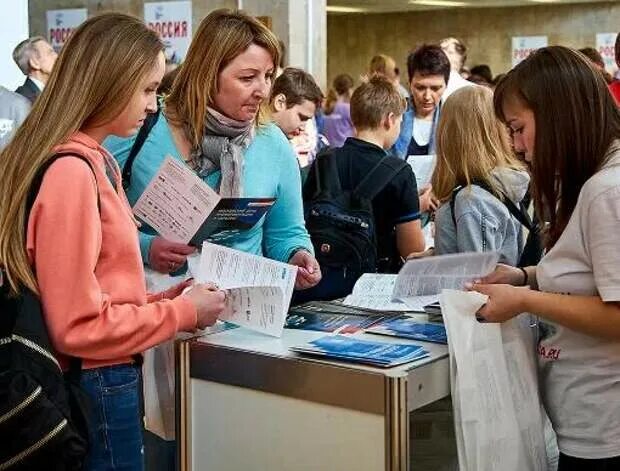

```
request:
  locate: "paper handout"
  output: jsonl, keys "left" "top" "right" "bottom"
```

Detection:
{"left": 196, "top": 242, "right": 297, "bottom": 337}
{"left": 286, "top": 301, "right": 393, "bottom": 333}
{"left": 132, "top": 156, "right": 275, "bottom": 245}
{"left": 343, "top": 273, "right": 438, "bottom": 312}
{"left": 393, "top": 252, "right": 499, "bottom": 299}
{"left": 407, "top": 154, "right": 436, "bottom": 190}
{"left": 440, "top": 289, "right": 548, "bottom": 471}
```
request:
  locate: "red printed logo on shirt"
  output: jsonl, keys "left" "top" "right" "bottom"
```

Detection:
{"left": 538, "top": 344, "right": 561, "bottom": 361}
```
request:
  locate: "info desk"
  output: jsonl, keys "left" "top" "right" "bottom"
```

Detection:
{"left": 176, "top": 328, "right": 450, "bottom": 471}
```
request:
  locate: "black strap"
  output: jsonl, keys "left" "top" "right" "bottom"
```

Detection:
{"left": 353, "top": 156, "right": 407, "bottom": 201}
{"left": 28, "top": 152, "right": 100, "bottom": 216}
{"left": 450, "top": 181, "right": 539, "bottom": 236}
{"left": 122, "top": 108, "right": 161, "bottom": 190}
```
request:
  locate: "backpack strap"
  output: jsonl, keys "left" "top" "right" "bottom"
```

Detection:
{"left": 306, "top": 147, "right": 342, "bottom": 200}
{"left": 122, "top": 107, "right": 160, "bottom": 190}
{"left": 28, "top": 151, "right": 100, "bottom": 214}
{"left": 353, "top": 156, "right": 407, "bottom": 201}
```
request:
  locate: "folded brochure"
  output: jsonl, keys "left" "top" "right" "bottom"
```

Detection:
{"left": 290, "top": 335, "right": 429, "bottom": 367}
{"left": 285, "top": 301, "right": 397, "bottom": 333}
{"left": 365, "top": 315, "right": 447, "bottom": 344}
{"left": 132, "top": 156, "right": 275, "bottom": 246}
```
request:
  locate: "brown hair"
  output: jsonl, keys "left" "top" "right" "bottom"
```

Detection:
{"left": 0, "top": 13, "right": 163, "bottom": 295}
{"left": 165, "top": 9, "right": 281, "bottom": 149}
{"left": 324, "top": 73, "right": 354, "bottom": 115}
{"left": 432, "top": 86, "right": 523, "bottom": 201}
{"left": 350, "top": 75, "right": 405, "bottom": 131}
{"left": 271, "top": 67, "right": 323, "bottom": 108}
{"left": 369, "top": 54, "right": 397, "bottom": 80}
{"left": 494, "top": 46, "right": 620, "bottom": 249}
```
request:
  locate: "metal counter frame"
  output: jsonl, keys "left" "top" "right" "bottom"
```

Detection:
{"left": 176, "top": 328, "right": 450, "bottom": 471}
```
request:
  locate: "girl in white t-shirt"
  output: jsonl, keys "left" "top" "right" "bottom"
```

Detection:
{"left": 469, "top": 46, "right": 620, "bottom": 470}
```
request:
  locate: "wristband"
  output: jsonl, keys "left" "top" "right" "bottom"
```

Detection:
{"left": 519, "top": 267, "right": 528, "bottom": 286}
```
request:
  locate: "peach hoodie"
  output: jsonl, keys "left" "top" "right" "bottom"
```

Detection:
{"left": 26, "top": 132, "right": 197, "bottom": 370}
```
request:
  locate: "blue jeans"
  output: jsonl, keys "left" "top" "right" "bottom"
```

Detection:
{"left": 80, "top": 364, "right": 144, "bottom": 471}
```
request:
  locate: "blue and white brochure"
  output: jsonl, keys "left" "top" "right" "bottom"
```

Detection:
{"left": 366, "top": 316, "right": 448, "bottom": 344}
{"left": 290, "top": 335, "right": 429, "bottom": 367}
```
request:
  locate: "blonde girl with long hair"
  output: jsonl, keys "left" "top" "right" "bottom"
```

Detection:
{"left": 0, "top": 13, "right": 226, "bottom": 470}
{"left": 431, "top": 86, "right": 529, "bottom": 265}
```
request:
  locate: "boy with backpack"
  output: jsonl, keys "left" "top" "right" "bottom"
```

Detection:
{"left": 299, "top": 75, "right": 427, "bottom": 302}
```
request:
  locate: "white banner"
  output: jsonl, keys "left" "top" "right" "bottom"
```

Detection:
{"left": 46, "top": 8, "right": 87, "bottom": 53}
{"left": 512, "top": 36, "right": 548, "bottom": 68}
{"left": 596, "top": 33, "right": 618, "bottom": 74}
{"left": 144, "top": 1, "right": 192, "bottom": 64}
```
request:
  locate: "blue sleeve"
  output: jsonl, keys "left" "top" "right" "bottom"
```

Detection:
{"left": 262, "top": 139, "right": 314, "bottom": 262}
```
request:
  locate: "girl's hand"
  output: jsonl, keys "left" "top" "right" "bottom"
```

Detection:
{"left": 469, "top": 283, "right": 529, "bottom": 322}
{"left": 472, "top": 263, "right": 526, "bottom": 287}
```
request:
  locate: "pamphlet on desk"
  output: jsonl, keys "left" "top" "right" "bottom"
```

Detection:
{"left": 132, "top": 156, "right": 275, "bottom": 246}
{"left": 196, "top": 242, "right": 297, "bottom": 337}
{"left": 343, "top": 273, "right": 438, "bottom": 312}
{"left": 365, "top": 315, "right": 448, "bottom": 344}
{"left": 289, "top": 335, "right": 429, "bottom": 368}
{"left": 285, "top": 301, "right": 394, "bottom": 333}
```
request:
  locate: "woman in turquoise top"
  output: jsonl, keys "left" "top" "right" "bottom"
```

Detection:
{"left": 105, "top": 9, "right": 321, "bottom": 291}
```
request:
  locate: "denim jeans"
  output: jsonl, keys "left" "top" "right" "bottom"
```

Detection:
{"left": 80, "top": 364, "right": 144, "bottom": 471}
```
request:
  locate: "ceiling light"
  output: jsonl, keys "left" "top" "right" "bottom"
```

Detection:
{"left": 326, "top": 6, "right": 368, "bottom": 13}
{"left": 410, "top": 0, "right": 469, "bottom": 6}
{"left": 528, "top": 0, "right": 561, "bottom": 3}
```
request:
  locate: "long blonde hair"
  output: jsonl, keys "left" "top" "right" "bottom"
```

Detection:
{"left": 165, "top": 9, "right": 281, "bottom": 150}
{"left": 0, "top": 13, "right": 163, "bottom": 296}
{"left": 431, "top": 86, "right": 523, "bottom": 202}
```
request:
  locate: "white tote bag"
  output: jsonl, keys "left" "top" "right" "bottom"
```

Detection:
{"left": 440, "top": 289, "right": 550, "bottom": 471}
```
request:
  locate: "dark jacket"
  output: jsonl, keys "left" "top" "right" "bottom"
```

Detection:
{"left": 15, "top": 77, "right": 40, "bottom": 104}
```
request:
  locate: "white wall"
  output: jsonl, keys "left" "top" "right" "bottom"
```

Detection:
{"left": 0, "top": 0, "right": 29, "bottom": 89}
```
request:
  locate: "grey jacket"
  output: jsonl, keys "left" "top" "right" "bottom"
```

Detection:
{"left": 0, "top": 86, "right": 30, "bottom": 150}
{"left": 434, "top": 167, "right": 530, "bottom": 266}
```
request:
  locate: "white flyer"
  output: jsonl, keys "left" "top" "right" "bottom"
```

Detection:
{"left": 220, "top": 286, "right": 285, "bottom": 337}
{"left": 393, "top": 252, "right": 499, "bottom": 299}
{"left": 132, "top": 156, "right": 220, "bottom": 244}
{"left": 343, "top": 273, "right": 437, "bottom": 312}
{"left": 197, "top": 242, "right": 298, "bottom": 336}
{"left": 512, "top": 36, "right": 548, "bottom": 68}
{"left": 407, "top": 154, "right": 436, "bottom": 190}
{"left": 46, "top": 8, "right": 87, "bottom": 52}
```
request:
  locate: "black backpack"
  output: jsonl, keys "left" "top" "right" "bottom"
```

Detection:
{"left": 0, "top": 153, "right": 97, "bottom": 470}
{"left": 122, "top": 106, "right": 160, "bottom": 191}
{"left": 302, "top": 150, "right": 407, "bottom": 298}
{"left": 450, "top": 181, "right": 543, "bottom": 267}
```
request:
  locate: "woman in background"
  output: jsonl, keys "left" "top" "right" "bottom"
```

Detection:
{"left": 322, "top": 73, "right": 355, "bottom": 148}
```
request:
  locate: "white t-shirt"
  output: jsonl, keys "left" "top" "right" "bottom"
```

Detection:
{"left": 412, "top": 116, "right": 432, "bottom": 146}
{"left": 536, "top": 141, "right": 620, "bottom": 459}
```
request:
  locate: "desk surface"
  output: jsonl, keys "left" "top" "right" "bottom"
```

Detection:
{"left": 193, "top": 324, "right": 449, "bottom": 378}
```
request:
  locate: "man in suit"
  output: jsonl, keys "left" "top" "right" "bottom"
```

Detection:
{"left": 12, "top": 37, "right": 57, "bottom": 103}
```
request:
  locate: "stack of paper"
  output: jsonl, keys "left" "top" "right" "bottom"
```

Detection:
{"left": 290, "top": 335, "right": 429, "bottom": 367}
{"left": 196, "top": 242, "right": 298, "bottom": 337}
{"left": 366, "top": 316, "right": 448, "bottom": 344}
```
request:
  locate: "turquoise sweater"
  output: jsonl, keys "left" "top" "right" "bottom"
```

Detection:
{"left": 104, "top": 116, "right": 312, "bottom": 264}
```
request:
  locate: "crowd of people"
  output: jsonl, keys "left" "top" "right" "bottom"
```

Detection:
{"left": 1, "top": 7, "right": 620, "bottom": 471}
